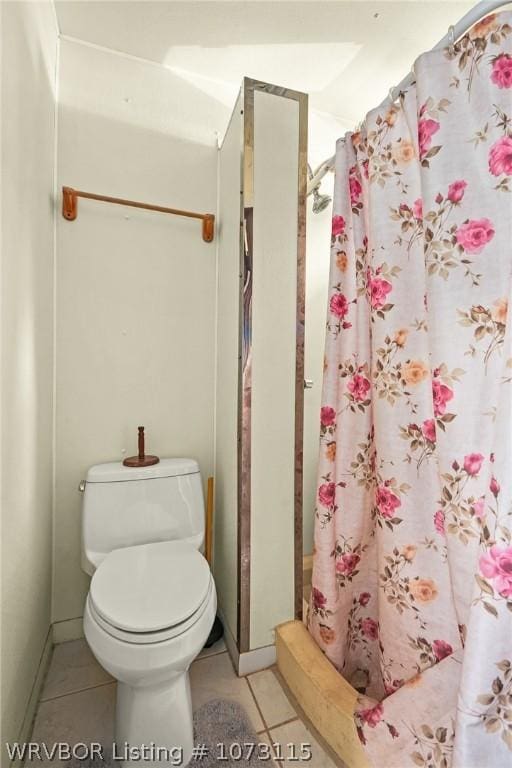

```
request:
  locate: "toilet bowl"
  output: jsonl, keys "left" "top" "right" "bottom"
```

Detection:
{"left": 83, "top": 539, "right": 217, "bottom": 767}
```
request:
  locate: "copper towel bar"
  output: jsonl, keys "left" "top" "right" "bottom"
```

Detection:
{"left": 61, "top": 186, "right": 215, "bottom": 243}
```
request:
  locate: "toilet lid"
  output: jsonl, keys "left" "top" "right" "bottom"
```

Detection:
{"left": 90, "top": 540, "right": 211, "bottom": 633}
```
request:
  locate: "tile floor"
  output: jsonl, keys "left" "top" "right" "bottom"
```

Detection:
{"left": 28, "top": 637, "right": 341, "bottom": 767}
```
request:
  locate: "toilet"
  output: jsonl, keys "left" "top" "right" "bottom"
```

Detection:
{"left": 80, "top": 458, "right": 217, "bottom": 767}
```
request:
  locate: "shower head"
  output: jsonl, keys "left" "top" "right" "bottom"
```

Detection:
{"left": 312, "top": 188, "right": 332, "bottom": 213}
{"left": 307, "top": 163, "right": 332, "bottom": 214}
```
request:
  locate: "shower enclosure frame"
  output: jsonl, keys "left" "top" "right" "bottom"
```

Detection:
{"left": 237, "top": 77, "right": 308, "bottom": 652}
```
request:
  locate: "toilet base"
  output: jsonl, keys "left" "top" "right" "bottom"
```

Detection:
{"left": 115, "top": 672, "right": 194, "bottom": 768}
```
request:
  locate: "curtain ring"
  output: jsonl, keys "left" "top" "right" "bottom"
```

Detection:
{"left": 448, "top": 24, "right": 455, "bottom": 54}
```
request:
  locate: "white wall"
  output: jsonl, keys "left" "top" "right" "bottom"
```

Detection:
{"left": 303, "top": 112, "right": 346, "bottom": 554}
{"left": 1, "top": 0, "right": 58, "bottom": 753}
{"left": 53, "top": 38, "right": 218, "bottom": 625}
{"left": 302, "top": 190, "right": 333, "bottom": 554}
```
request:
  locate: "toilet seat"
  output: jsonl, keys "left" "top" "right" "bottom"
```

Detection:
{"left": 89, "top": 540, "right": 213, "bottom": 643}
{"left": 87, "top": 579, "right": 214, "bottom": 644}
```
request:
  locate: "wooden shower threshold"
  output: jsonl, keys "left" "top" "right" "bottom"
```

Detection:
{"left": 275, "top": 620, "right": 370, "bottom": 768}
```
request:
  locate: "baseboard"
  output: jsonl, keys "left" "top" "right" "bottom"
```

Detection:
{"left": 238, "top": 642, "right": 276, "bottom": 676}
{"left": 276, "top": 620, "right": 369, "bottom": 768}
{"left": 216, "top": 606, "right": 276, "bottom": 676}
{"left": 10, "top": 626, "right": 54, "bottom": 767}
{"left": 52, "top": 616, "right": 84, "bottom": 643}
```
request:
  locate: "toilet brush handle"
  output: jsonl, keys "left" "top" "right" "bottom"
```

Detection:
{"left": 138, "top": 426, "right": 145, "bottom": 460}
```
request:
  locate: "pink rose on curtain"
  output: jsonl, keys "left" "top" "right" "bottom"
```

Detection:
{"left": 312, "top": 587, "right": 327, "bottom": 611}
{"left": 329, "top": 292, "right": 349, "bottom": 318}
{"left": 463, "top": 453, "right": 484, "bottom": 476}
{"left": 412, "top": 198, "right": 423, "bottom": 220}
{"left": 375, "top": 486, "right": 401, "bottom": 518}
{"left": 336, "top": 553, "right": 360, "bottom": 575}
{"left": 361, "top": 618, "right": 379, "bottom": 640}
{"left": 488, "top": 135, "right": 512, "bottom": 175}
{"left": 318, "top": 482, "right": 336, "bottom": 508}
{"left": 472, "top": 497, "right": 486, "bottom": 519}
{"left": 359, "top": 703, "right": 383, "bottom": 728}
{"left": 421, "top": 419, "right": 436, "bottom": 443}
{"left": 359, "top": 592, "right": 371, "bottom": 606}
{"left": 349, "top": 166, "right": 362, "bottom": 204}
{"left": 447, "top": 180, "right": 467, "bottom": 203}
{"left": 369, "top": 277, "right": 392, "bottom": 309}
{"left": 347, "top": 374, "right": 371, "bottom": 401}
{"left": 432, "top": 379, "right": 454, "bottom": 416}
{"left": 479, "top": 545, "right": 512, "bottom": 598}
{"left": 432, "top": 639, "right": 453, "bottom": 661}
{"left": 490, "top": 476, "right": 500, "bottom": 497}
{"left": 320, "top": 406, "right": 336, "bottom": 427}
{"left": 456, "top": 219, "right": 495, "bottom": 253}
{"left": 418, "top": 118, "right": 440, "bottom": 159}
{"left": 350, "top": 178, "right": 362, "bottom": 204}
{"left": 491, "top": 53, "right": 512, "bottom": 88}
{"left": 434, "top": 510, "right": 445, "bottom": 534}
{"left": 332, "top": 215, "right": 346, "bottom": 236}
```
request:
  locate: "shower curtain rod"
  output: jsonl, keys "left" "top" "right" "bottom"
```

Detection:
{"left": 307, "top": 0, "right": 511, "bottom": 195}
{"left": 61, "top": 186, "right": 215, "bottom": 243}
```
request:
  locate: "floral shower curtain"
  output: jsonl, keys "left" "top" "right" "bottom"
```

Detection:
{"left": 309, "top": 12, "right": 512, "bottom": 768}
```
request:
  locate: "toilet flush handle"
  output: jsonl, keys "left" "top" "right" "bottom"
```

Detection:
{"left": 78, "top": 480, "right": 86, "bottom": 493}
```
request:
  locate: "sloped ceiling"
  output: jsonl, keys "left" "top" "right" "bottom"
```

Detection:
{"left": 55, "top": 1, "right": 476, "bottom": 157}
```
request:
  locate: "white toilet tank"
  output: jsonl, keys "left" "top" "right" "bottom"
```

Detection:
{"left": 81, "top": 458, "right": 205, "bottom": 575}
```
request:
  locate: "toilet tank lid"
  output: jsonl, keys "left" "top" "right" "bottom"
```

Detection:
{"left": 86, "top": 458, "right": 199, "bottom": 483}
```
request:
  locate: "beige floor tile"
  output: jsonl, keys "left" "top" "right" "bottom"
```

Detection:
{"left": 190, "top": 652, "right": 264, "bottom": 732}
{"left": 41, "top": 639, "right": 113, "bottom": 701}
{"left": 197, "top": 636, "right": 227, "bottom": 660}
{"left": 28, "top": 683, "right": 116, "bottom": 765}
{"left": 248, "top": 669, "right": 296, "bottom": 728}
{"left": 270, "top": 719, "right": 336, "bottom": 768}
{"left": 254, "top": 732, "right": 281, "bottom": 765}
